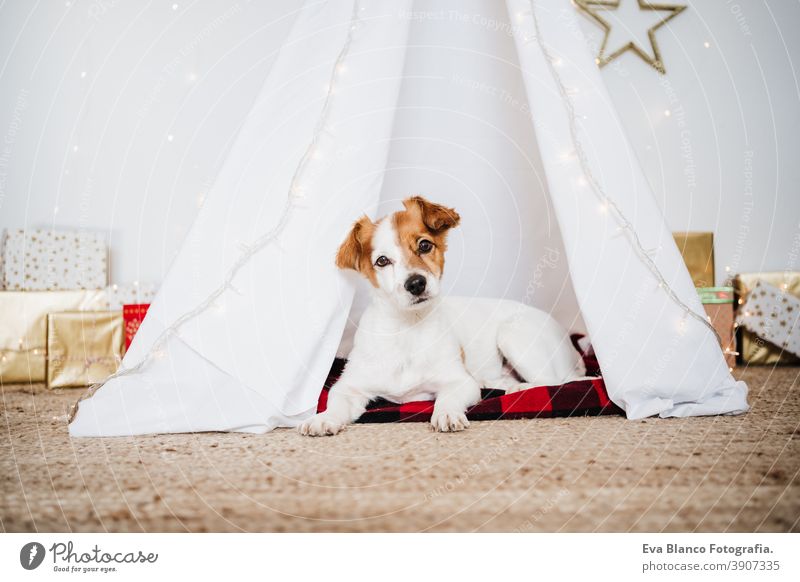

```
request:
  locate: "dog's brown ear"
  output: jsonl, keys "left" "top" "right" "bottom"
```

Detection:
{"left": 335, "top": 215, "right": 374, "bottom": 271}
{"left": 403, "top": 196, "right": 460, "bottom": 233}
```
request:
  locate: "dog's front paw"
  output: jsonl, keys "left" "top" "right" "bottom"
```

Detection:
{"left": 431, "top": 408, "right": 469, "bottom": 432}
{"left": 298, "top": 414, "right": 345, "bottom": 437}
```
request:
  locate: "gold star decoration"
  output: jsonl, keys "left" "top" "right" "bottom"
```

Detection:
{"left": 574, "top": 0, "right": 687, "bottom": 74}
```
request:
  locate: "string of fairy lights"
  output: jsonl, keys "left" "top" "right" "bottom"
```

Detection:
{"left": 69, "top": 0, "right": 364, "bottom": 421}
{"left": 524, "top": 0, "right": 722, "bottom": 347}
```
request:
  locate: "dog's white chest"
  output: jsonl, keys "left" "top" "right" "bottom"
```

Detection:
{"left": 349, "top": 307, "right": 460, "bottom": 401}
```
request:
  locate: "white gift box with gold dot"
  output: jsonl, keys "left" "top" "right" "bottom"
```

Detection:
{"left": 1, "top": 228, "right": 109, "bottom": 291}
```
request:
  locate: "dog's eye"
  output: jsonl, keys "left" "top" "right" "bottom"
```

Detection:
{"left": 418, "top": 239, "right": 433, "bottom": 254}
{"left": 375, "top": 256, "right": 391, "bottom": 268}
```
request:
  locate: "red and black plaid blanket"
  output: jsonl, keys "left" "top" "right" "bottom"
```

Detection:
{"left": 317, "top": 336, "right": 623, "bottom": 423}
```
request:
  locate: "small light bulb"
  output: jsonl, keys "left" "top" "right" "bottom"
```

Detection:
{"left": 664, "top": 109, "right": 671, "bottom": 117}
{"left": 703, "top": 41, "right": 711, "bottom": 49}
{"left": 73, "top": 145, "right": 78, "bottom": 152}
{"left": 172, "top": 3, "right": 178, "bottom": 10}
{"left": 80, "top": 71, "right": 87, "bottom": 78}
{"left": 167, "top": 134, "right": 174, "bottom": 142}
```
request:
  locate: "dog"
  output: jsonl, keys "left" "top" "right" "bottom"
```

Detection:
{"left": 298, "top": 196, "right": 585, "bottom": 436}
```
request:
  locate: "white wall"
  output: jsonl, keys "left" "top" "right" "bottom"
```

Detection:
{"left": 588, "top": 0, "right": 800, "bottom": 283}
{"left": 1, "top": 0, "right": 798, "bottom": 287}
{"left": 0, "top": 0, "right": 298, "bottom": 284}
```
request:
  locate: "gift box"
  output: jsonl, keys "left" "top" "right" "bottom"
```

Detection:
{"left": 734, "top": 272, "right": 800, "bottom": 365}
{"left": 1, "top": 228, "right": 109, "bottom": 291}
{"left": 46, "top": 311, "right": 123, "bottom": 389}
{"left": 673, "top": 231, "right": 715, "bottom": 288}
{"left": 0, "top": 290, "right": 109, "bottom": 383}
{"left": 103, "top": 282, "right": 156, "bottom": 311}
{"left": 0, "top": 233, "right": 6, "bottom": 290}
{"left": 697, "top": 286, "right": 736, "bottom": 368}
{"left": 123, "top": 303, "right": 150, "bottom": 351}
{"left": 736, "top": 279, "right": 800, "bottom": 363}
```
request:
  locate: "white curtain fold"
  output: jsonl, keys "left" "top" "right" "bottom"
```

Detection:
{"left": 506, "top": 0, "right": 747, "bottom": 418}
{"left": 70, "top": 0, "right": 413, "bottom": 436}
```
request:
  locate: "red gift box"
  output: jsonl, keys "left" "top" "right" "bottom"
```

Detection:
{"left": 123, "top": 303, "right": 150, "bottom": 351}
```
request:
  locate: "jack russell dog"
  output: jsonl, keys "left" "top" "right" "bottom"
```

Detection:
{"left": 299, "top": 196, "right": 585, "bottom": 436}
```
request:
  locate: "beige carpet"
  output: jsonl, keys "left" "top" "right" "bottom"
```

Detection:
{"left": 1, "top": 366, "right": 798, "bottom": 532}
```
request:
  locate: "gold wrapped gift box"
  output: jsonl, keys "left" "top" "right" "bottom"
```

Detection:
{"left": 0, "top": 290, "right": 108, "bottom": 383}
{"left": 734, "top": 272, "right": 800, "bottom": 365}
{"left": 673, "top": 232, "right": 715, "bottom": 288}
{"left": 46, "top": 311, "right": 123, "bottom": 389}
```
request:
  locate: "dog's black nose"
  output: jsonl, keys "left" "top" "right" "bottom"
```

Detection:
{"left": 404, "top": 274, "right": 427, "bottom": 296}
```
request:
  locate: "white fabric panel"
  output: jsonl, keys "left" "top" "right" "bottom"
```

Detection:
{"left": 70, "top": 0, "right": 412, "bottom": 436}
{"left": 506, "top": 0, "right": 748, "bottom": 418}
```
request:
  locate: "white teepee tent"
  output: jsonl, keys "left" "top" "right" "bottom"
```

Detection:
{"left": 69, "top": 0, "right": 748, "bottom": 437}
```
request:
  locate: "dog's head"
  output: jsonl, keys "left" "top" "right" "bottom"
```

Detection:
{"left": 336, "top": 196, "right": 460, "bottom": 310}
